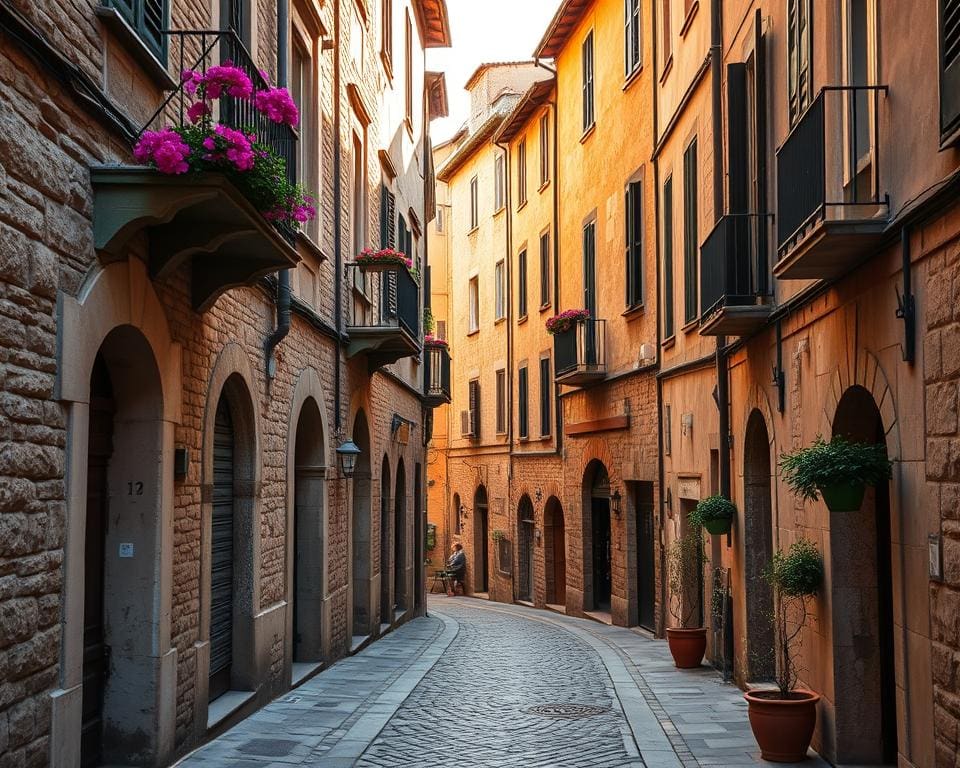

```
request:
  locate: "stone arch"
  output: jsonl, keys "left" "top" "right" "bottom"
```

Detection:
{"left": 517, "top": 494, "right": 536, "bottom": 602}
{"left": 54, "top": 259, "right": 179, "bottom": 767}
{"left": 285, "top": 368, "right": 331, "bottom": 675}
{"left": 199, "top": 343, "right": 262, "bottom": 710}
{"left": 350, "top": 408, "right": 373, "bottom": 638}
{"left": 742, "top": 408, "right": 775, "bottom": 682}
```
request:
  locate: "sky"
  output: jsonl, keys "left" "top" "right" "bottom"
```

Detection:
{"left": 427, "top": 0, "right": 561, "bottom": 143}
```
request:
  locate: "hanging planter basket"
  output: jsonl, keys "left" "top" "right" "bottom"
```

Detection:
{"left": 819, "top": 482, "right": 866, "bottom": 513}
{"left": 689, "top": 494, "right": 736, "bottom": 536}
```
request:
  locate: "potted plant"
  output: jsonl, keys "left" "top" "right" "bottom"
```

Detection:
{"left": 745, "top": 538, "right": 823, "bottom": 762}
{"left": 354, "top": 247, "right": 413, "bottom": 272}
{"left": 779, "top": 435, "right": 892, "bottom": 512}
{"left": 689, "top": 494, "right": 736, "bottom": 535}
{"left": 665, "top": 528, "right": 708, "bottom": 668}
{"left": 545, "top": 308, "right": 590, "bottom": 335}
{"left": 424, "top": 334, "right": 448, "bottom": 348}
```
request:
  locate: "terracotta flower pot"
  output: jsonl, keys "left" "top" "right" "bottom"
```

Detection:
{"left": 665, "top": 627, "right": 707, "bottom": 668}
{"left": 744, "top": 689, "right": 821, "bottom": 762}
{"left": 820, "top": 483, "right": 865, "bottom": 512}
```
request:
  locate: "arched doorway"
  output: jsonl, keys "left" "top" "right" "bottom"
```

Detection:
{"left": 583, "top": 461, "right": 612, "bottom": 612}
{"left": 743, "top": 410, "right": 774, "bottom": 681}
{"left": 634, "top": 482, "right": 656, "bottom": 631}
{"left": 452, "top": 492, "right": 462, "bottom": 537}
{"left": 473, "top": 486, "right": 489, "bottom": 594}
{"left": 394, "top": 460, "right": 407, "bottom": 613}
{"left": 292, "top": 398, "right": 326, "bottom": 667}
{"left": 414, "top": 464, "right": 423, "bottom": 610}
{"left": 517, "top": 496, "right": 535, "bottom": 601}
{"left": 831, "top": 385, "right": 898, "bottom": 764}
{"left": 351, "top": 410, "right": 373, "bottom": 638}
{"left": 543, "top": 497, "right": 566, "bottom": 607}
{"left": 81, "top": 327, "right": 166, "bottom": 766}
{"left": 379, "top": 457, "right": 392, "bottom": 628}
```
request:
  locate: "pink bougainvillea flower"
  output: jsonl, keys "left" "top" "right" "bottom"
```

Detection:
{"left": 181, "top": 69, "right": 203, "bottom": 95}
{"left": 254, "top": 87, "right": 300, "bottom": 127}
{"left": 211, "top": 123, "right": 255, "bottom": 171}
{"left": 203, "top": 64, "right": 254, "bottom": 99}
{"left": 134, "top": 128, "right": 191, "bottom": 175}
{"left": 187, "top": 100, "right": 211, "bottom": 124}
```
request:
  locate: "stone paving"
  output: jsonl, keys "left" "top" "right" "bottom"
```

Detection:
{"left": 175, "top": 596, "right": 832, "bottom": 768}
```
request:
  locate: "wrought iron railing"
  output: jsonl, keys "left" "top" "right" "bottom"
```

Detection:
{"left": 424, "top": 345, "right": 451, "bottom": 403}
{"left": 776, "top": 85, "right": 888, "bottom": 252}
{"left": 346, "top": 264, "right": 420, "bottom": 340}
{"left": 700, "top": 213, "right": 773, "bottom": 319}
{"left": 141, "top": 29, "right": 297, "bottom": 189}
{"left": 554, "top": 318, "right": 606, "bottom": 378}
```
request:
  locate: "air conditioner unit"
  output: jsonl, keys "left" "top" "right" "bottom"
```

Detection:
{"left": 460, "top": 409, "right": 474, "bottom": 437}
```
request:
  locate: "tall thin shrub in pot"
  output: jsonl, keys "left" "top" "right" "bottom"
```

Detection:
{"left": 665, "top": 528, "right": 708, "bottom": 668}
{"left": 744, "top": 539, "right": 823, "bottom": 762}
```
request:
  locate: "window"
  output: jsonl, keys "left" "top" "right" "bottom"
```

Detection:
{"left": 625, "top": 179, "right": 643, "bottom": 308}
{"left": 787, "top": 0, "right": 813, "bottom": 125}
{"left": 663, "top": 176, "right": 675, "bottom": 338}
{"left": 352, "top": 134, "right": 366, "bottom": 257}
{"left": 682, "top": 139, "right": 698, "bottom": 324}
{"left": 222, "top": 0, "right": 247, "bottom": 46}
{"left": 495, "top": 369, "right": 507, "bottom": 434}
{"left": 494, "top": 153, "right": 505, "bottom": 211}
{"left": 436, "top": 319, "right": 447, "bottom": 340}
{"left": 539, "top": 113, "right": 550, "bottom": 186}
{"left": 518, "top": 365, "right": 529, "bottom": 439}
{"left": 517, "top": 140, "right": 528, "bottom": 206}
{"left": 292, "top": 41, "right": 309, "bottom": 178}
{"left": 105, "top": 0, "right": 168, "bottom": 60}
{"left": 583, "top": 221, "right": 597, "bottom": 315}
{"left": 539, "top": 357, "right": 552, "bottom": 437}
{"left": 453, "top": 493, "right": 461, "bottom": 534}
{"left": 404, "top": 9, "right": 413, "bottom": 125}
{"left": 625, "top": 0, "right": 642, "bottom": 76}
{"left": 381, "top": 0, "right": 393, "bottom": 68}
{"left": 941, "top": 0, "right": 960, "bottom": 140}
{"left": 582, "top": 31, "right": 595, "bottom": 132}
{"left": 664, "top": 405, "right": 672, "bottom": 455}
{"left": 539, "top": 232, "right": 551, "bottom": 307}
{"left": 518, "top": 249, "right": 528, "bottom": 318}
{"left": 495, "top": 260, "right": 506, "bottom": 321}
{"left": 436, "top": 206, "right": 444, "bottom": 233}
{"left": 468, "top": 276, "right": 479, "bottom": 332}
{"left": 661, "top": 0, "right": 672, "bottom": 65}
{"left": 379, "top": 184, "right": 396, "bottom": 248}
{"left": 468, "top": 379, "right": 480, "bottom": 438}
{"left": 469, "top": 176, "right": 479, "bottom": 230}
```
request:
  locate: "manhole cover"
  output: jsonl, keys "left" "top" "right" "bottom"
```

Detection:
{"left": 526, "top": 703, "right": 611, "bottom": 719}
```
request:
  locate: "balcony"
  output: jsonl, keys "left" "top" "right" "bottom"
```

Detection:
{"left": 424, "top": 343, "right": 451, "bottom": 407}
{"left": 91, "top": 31, "right": 300, "bottom": 312}
{"left": 775, "top": 85, "right": 888, "bottom": 280}
{"left": 699, "top": 214, "right": 773, "bottom": 337}
{"left": 346, "top": 264, "right": 421, "bottom": 371}
{"left": 554, "top": 318, "right": 606, "bottom": 387}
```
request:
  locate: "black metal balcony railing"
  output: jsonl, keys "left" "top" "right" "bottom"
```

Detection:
{"left": 554, "top": 318, "right": 606, "bottom": 381}
{"left": 347, "top": 264, "right": 420, "bottom": 340}
{"left": 140, "top": 30, "right": 297, "bottom": 233}
{"left": 424, "top": 345, "right": 452, "bottom": 405}
{"left": 776, "top": 85, "right": 888, "bottom": 254}
{"left": 700, "top": 213, "right": 773, "bottom": 319}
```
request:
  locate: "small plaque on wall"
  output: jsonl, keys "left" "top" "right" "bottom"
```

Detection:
{"left": 497, "top": 538, "right": 512, "bottom": 575}
{"left": 929, "top": 533, "right": 943, "bottom": 581}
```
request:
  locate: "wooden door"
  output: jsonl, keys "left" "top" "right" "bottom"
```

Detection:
{"left": 209, "top": 398, "right": 235, "bottom": 701}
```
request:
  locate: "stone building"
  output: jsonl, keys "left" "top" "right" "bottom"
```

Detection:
{"left": 0, "top": 0, "right": 449, "bottom": 765}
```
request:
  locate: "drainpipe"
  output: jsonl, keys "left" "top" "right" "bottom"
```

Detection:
{"left": 265, "top": 0, "right": 291, "bottom": 378}
{"left": 332, "top": 0, "right": 344, "bottom": 431}
{"left": 495, "top": 137, "right": 514, "bottom": 460}
{"left": 535, "top": 58, "right": 562, "bottom": 455}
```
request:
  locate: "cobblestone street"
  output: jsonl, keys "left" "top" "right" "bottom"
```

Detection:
{"left": 177, "top": 598, "right": 830, "bottom": 768}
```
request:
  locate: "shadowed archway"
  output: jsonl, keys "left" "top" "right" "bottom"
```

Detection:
{"left": 351, "top": 410, "right": 373, "bottom": 638}
{"left": 543, "top": 497, "right": 566, "bottom": 607}
{"left": 743, "top": 409, "right": 774, "bottom": 682}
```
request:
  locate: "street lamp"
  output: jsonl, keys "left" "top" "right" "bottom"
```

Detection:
{"left": 611, "top": 489, "right": 622, "bottom": 519}
{"left": 336, "top": 439, "right": 361, "bottom": 478}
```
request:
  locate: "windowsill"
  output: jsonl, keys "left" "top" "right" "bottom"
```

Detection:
{"left": 380, "top": 50, "right": 394, "bottom": 81}
{"left": 518, "top": 435, "right": 530, "bottom": 442}
{"left": 296, "top": 231, "right": 327, "bottom": 262}
{"left": 680, "top": 1, "right": 700, "bottom": 38}
{"left": 539, "top": 302, "right": 552, "bottom": 313}
{"left": 468, "top": 226, "right": 479, "bottom": 235}
{"left": 623, "top": 64, "right": 644, "bottom": 92}
{"left": 495, "top": 316, "right": 506, "bottom": 325}
{"left": 404, "top": 117, "right": 414, "bottom": 140}
{"left": 467, "top": 329, "right": 479, "bottom": 337}
{"left": 659, "top": 55, "right": 674, "bottom": 85}
{"left": 622, "top": 303, "right": 645, "bottom": 319}
{"left": 580, "top": 123, "right": 596, "bottom": 144}
{"left": 661, "top": 335, "right": 676, "bottom": 349}
{"left": 518, "top": 314, "right": 529, "bottom": 325}
{"left": 681, "top": 317, "right": 699, "bottom": 334}
{"left": 517, "top": 199, "right": 528, "bottom": 212}
{"left": 538, "top": 179, "right": 551, "bottom": 194}
{"left": 207, "top": 690, "right": 256, "bottom": 731}
{"left": 496, "top": 431, "right": 507, "bottom": 437}
{"left": 96, "top": 6, "right": 178, "bottom": 91}
{"left": 493, "top": 205, "right": 506, "bottom": 218}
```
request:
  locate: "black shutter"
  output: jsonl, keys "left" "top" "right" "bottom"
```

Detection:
{"left": 142, "top": 0, "right": 165, "bottom": 55}
{"left": 942, "top": 0, "right": 960, "bottom": 140}
{"left": 663, "top": 178, "right": 675, "bottom": 337}
{"left": 583, "top": 223, "right": 596, "bottom": 315}
{"left": 727, "top": 64, "right": 749, "bottom": 215}
{"left": 539, "top": 357, "right": 551, "bottom": 437}
{"left": 625, "top": 189, "right": 631, "bottom": 307}
{"left": 518, "top": 250, "right": 528, "bottom": 317}
{"left": 469, "top": 380, "right": 480, "bottom": 438}
{"left": 518, "top": 367, "right": 528, "bottom": 439}
{"left": 754, "top": 10, "right": 769, "bottom": 292}
{"left": 210, "top": 398, "right": 235, "bottom": 699}
{"left": 682, "top": 140, "right": 698, "bottom": 323}
{"left": 539, "top": 234, "right": 550, "bottom": 306}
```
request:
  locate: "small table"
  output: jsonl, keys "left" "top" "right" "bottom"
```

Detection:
{"left": 430, "top": 569, "right": 452, "bottom": 594}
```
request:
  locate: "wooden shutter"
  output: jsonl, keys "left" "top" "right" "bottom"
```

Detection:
{"left": 663, "top": 178, "right": 674, "bottom": 337}
{"left": 682, "top": 140, "right": 698, "bottom": 323}
{"left": 540, "top": 234, "right": 550, "bottom": 306}
{"left": 518, "top": 250, "right": 528, "bottom": 317}
{"left": 210, "top": 398, "right": 235, "bottom": 699}
{"left": 727, "top": 64, "right": 749, "bottom": 215}
{"left": 943, "top": 0, "right": 960, "bottom": 140}
{"left": 518, "top": 367, "right": 529, "bottom": 439}
{"left": 468, "top": 380, "right": 480, "bottom": 438}
{"left": 583, "top": 223, "right": 596, "bottom": 315}
{"left": 539, "top": 357, "right": 551, "bottom": 436}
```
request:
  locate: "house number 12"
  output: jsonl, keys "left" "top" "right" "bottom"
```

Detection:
{"left": 127, "top": 481, "right": 144, "bottom": 496}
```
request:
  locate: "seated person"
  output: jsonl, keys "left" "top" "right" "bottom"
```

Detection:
{"left": 446, "top": 543, "right": 466, "bottom": 596}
